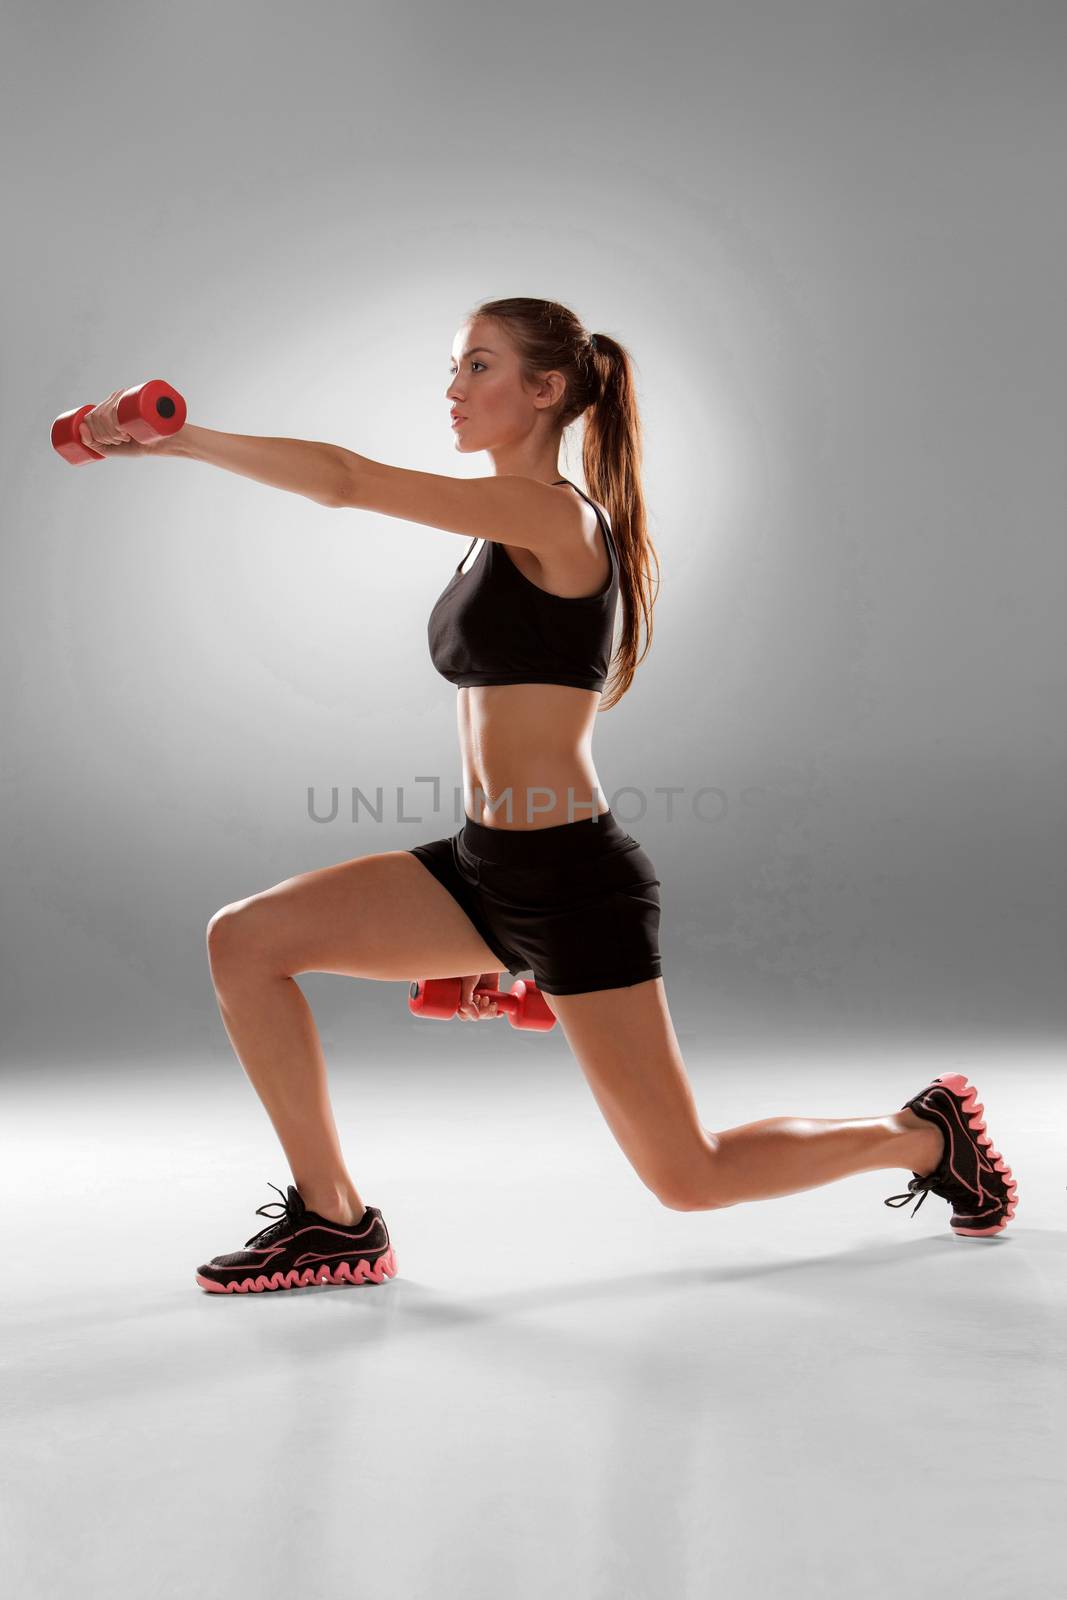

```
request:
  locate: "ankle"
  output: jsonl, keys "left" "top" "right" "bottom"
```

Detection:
{"left": 893, "top": 1110, "right": 945, "bottom": 1176}
{"left": 297, "top": 1186, "right": 366, "bottom": 1226}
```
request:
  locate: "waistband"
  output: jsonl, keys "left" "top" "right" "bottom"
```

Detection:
{"left": 460, "top": 809, "right": 631, "bottom": 866}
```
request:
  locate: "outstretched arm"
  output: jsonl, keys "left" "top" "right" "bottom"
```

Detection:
{"left": 164, "top": 427, "right": 581, "bottom": 556}
{"left": 166, "top": 424, "right": 354, "bottom": 508}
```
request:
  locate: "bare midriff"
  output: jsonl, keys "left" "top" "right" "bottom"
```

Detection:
{"left": 456, "top": 682, "right": 609, "bottom": 830}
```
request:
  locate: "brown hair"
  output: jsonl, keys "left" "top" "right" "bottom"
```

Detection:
{"left": 470, "top": 296, "right": 660, "bottom": 711}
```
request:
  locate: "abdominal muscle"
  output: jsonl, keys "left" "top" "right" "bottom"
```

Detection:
{"left": 457, "top": 682, "right": 609, "bottom": 830}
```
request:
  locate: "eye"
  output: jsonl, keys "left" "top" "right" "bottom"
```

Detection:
{"left": 449, "top": 362, "right": 486, "bottom": 375}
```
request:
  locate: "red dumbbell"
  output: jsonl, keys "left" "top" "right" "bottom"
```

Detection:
{"left": 51, "top": 379, "right": 187, "bottom": 465}
{"left": 408, "top": 977, "right": 556, "bottom": 1032}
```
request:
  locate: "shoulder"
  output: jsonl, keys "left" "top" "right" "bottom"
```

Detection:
{"left": 501, "top": 486, "right": 614, "bottom": 599}
{"left": 338, "top": 457, "right": 579, "bottom": 562}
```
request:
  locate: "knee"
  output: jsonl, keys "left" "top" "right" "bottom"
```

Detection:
{"left": 648, "top": 1135, "right": 729, "bottom": 1212}
{"left": 657, "top": 1189, "right": 725, "bottom": 1213}
{"left": 206, "top": 900, "right": 259, "bottom": 977}
{"left": 647, "top": 1172, "right": 717, "bottom": 1211}
{"left": 653, "top": 1161, "right": 730, "bottom": 1213}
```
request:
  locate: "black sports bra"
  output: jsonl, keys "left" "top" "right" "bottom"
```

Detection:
{"left": 427, "top": 477, "right": 620, "bottom": 692}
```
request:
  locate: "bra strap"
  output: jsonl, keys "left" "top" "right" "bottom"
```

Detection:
{"left": 553, "top": 478, "right": 617, "bottom": 567}
{"left": 456, "top": 535, "right": 480, "bottom": 572}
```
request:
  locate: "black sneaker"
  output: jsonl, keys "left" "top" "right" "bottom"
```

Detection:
{"left": 883, "top": 1072, "right": 1018, "bottom": 1238}
{"left": 196, "top": 1182, "right": 398, "bottom": 1293}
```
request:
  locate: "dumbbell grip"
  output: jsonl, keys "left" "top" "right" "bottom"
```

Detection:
{"left": 51, "top": 379, "right": 187, "bottom": 465}
{"left": 471, "top": 983, "right": 516, "bottom": 1015}
{"left": 407, "top": 974, "right": 556, "bottom": 1030}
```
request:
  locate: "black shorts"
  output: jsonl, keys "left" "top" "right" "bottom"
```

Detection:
{"left": 408, "top": 809, "right": 663, "bottom": 996}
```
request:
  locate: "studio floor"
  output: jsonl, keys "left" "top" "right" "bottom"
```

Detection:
{"left": 4, "top": 1037, "right": 1064, "bottom": 1599}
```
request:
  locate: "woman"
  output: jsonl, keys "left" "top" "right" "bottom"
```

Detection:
{"left": 81, "top": 296, "right": 1017, "bottom": 1295}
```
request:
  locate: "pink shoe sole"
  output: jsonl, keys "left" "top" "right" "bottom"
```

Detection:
{"left": 939, "top": 1073, "right": 1018, "bottom": 1237}
{"left": 196, "top": 1244, "right": 399, "bottom": 1293}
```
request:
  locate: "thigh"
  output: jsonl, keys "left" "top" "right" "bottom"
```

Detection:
{"left": 208, "top": 849, "right": 512, "bottom": 982}
{"left": 541, "top": 978, "right": 714, "bottom": 1207}
{"left": 477, "top": 837, "right": 662, "bottom": 995}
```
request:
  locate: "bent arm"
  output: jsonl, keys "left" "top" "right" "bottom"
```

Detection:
{"left": 167, "top": 424, "right": 355, "bottom": 508}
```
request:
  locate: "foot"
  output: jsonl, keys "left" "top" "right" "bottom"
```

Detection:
{"left": 885, "top": 1074, "right": 1018, "bottom": 1237}
{"left": 195, "top": 1183, "right": 394, "bottom": 1294}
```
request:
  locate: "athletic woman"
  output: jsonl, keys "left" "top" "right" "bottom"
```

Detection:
{"left": 79, "top": 295, "right": 1017, "bottom": 1294}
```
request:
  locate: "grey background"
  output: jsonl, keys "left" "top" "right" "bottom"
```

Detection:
{"left": 3, "top": 12, "right": 1065, "bottom": 1597}
{"left": 2, "top": 0, "right": 1064, "bottom": 1065}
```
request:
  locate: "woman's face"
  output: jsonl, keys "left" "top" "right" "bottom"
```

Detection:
{"left": 446, "top": 318, "right": 560, "bottom": 453}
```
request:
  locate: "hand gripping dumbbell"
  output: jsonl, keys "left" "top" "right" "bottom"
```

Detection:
{"left": 408, "top": 977, "right": 556, "bottom": 1031}
{"left": 51, "top": 379, "right": 187, "bottom": 465}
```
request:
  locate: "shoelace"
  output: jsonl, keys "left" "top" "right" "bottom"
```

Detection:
{"left": 883, "top": 1176, "right": 938, "bottom": 1217}
{"left": 244, "top": 1181, "right": 304, "bottom": 1248}
{"left": 885, "top": 1163, "right": 980, "bottom": 1219}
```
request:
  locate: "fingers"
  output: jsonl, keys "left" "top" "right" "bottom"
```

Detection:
{"left": 457, "top": 977, "right": 500, "bottom": 1021}
{"left": 79, "top": 421, "right": 109, "bottom": 451}
{"left": 82, "top": 390, "right": 132, "bottom": 448}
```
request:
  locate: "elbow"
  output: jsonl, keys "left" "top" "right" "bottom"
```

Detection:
{"left": 329, "top": 447, "right": 361, "bottom": 509}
